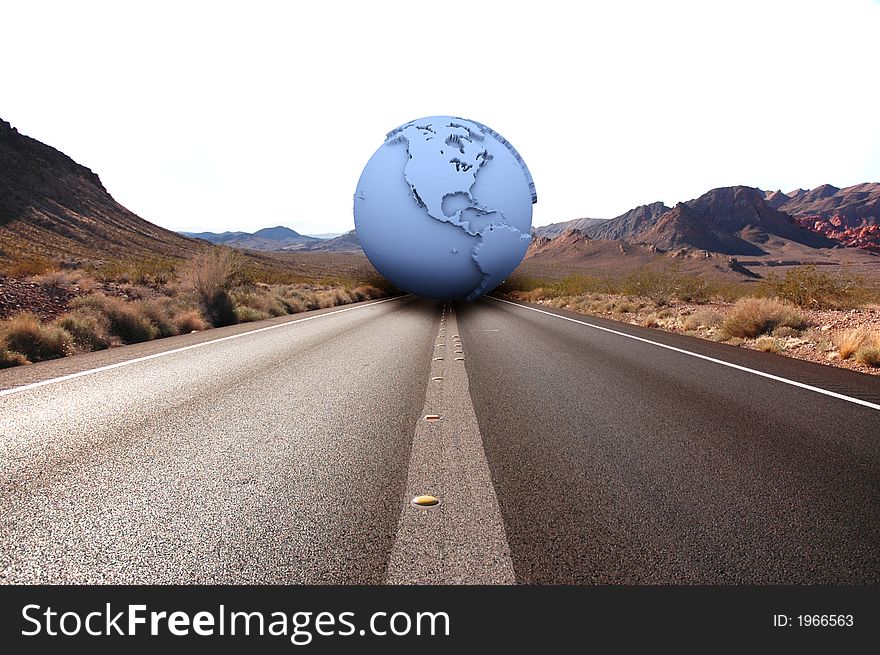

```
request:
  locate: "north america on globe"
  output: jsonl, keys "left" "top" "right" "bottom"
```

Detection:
{"left": 354, "top": 116, "right": 537, "bottom": 300}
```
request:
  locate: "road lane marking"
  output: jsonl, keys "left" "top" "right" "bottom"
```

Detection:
{"left": 489, "top": 296, "right": 880, "bottom": 412}
{"left": 386, "top": 302, "right": 515, "bottom": 584}
{"left": 0, "top": 296, "right": 407, "bottom": 398}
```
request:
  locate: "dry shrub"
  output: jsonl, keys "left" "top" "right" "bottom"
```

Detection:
{"left": 314, "top": 291, "right": 338, "bottom": 309}
{"left": 32, "top": 269, "right": 96, "bottom": 291}
{"left": 754, "top": 336, "right": 782, "bottom": 353}
{"left": 280, "top": 297, "right": 306, "bottom": 314}
{"left": 771, "top": 326, "right": 800, "bottom": 339}
{"left": 3, "top": 257, "right": 56, "bottom": 277}
{"left": 764, "top": 265, "right": 866, "bottom": 309}
{"left": 235, "top": 306, "right": 271, "bottom": 323}
{"left": 139, "top": 298, "right": 180, "bottom": 338}
{"left": 234, "top": 287, "right": 287, "bottom": 317}
{"left": 856, "top": 345, "right": 880, "bottom": 367}
{"left": 641, "top": 314, "right": 659, "bottom": 328}
{"left": 682, "top": 309, "right": 723, "bottom": 331}
{"left": 56, "top": 311, "right": 112, "bottom": 351}
{"left": 71, "top": 294, "right": 157, "bottom": 344}
{"left": 721, "top": 298, "right": 807, "bottom": 339}
{"left": 0, "top": 346, "right": 29, "bottom": 369}
{"left": 181, "top": 249, "right": 240, "bottom": 327}
{"left": 833, "top": 329, "right": 868, "bottom": 360}
{"left": 352, "top": 284, "right": 382, "bottom": 300}
{"left": 118, "top": 284, "right": 155, "bottom": 300}
{"left": 174, "top": 310, "right": 207, "bottom": 333}
{"left": 1, "top": 313, "right": 73, "bottom": 362}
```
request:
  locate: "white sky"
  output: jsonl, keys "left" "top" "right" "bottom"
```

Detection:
{"left": 2, "top": 0, "right": 879, "bottom": 234}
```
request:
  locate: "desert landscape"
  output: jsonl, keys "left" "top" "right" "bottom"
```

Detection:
{"left": 0, "top": 118, "right": 390, "bottom": 368}
{"left": 2, "top": 116, "right": 879, "bottom": 373}
{"left": 505, "top": 184, "right": 880, "bottom": 374}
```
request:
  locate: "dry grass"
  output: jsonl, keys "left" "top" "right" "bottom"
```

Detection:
{"left": 351, "top": 284, "right": 383, "bottom": 301}
{"left": 31, "top": 269, "right": 92, "bottom": 291}
{"left": 235, "top": 306, "right": 272, "bottom": 323}
{"left": 771, "top": 326, "right": 800, "bottom": 338}
{"left": 834, "top": 329, "right": 869, "bottom": 360}
{"left": 762, "top": 265, "right": 869, "bottom": 309}
{"left": 0, "top": 251, "right": 392, "bottom": 368}
{"left": 56, "top": 311, "right": 112, "bottom": 351}
{"left": 500, "top": 270, "right": 753, "bottom": 305}
{"left": 181, "top": 249, "right": 241, "bottom": 327}
{"left": 681, "top": 308, "right": 723, "bottom": 331}
{"left": 174, "top": 310, "right": 207, "bottom": 333}
{"left": 232, "top": 286, "right": 288, "bottom": 318}
{"left": 754, "top": 336, "right": 782, "bottom": 354}
{"left": 0, "top": 346, "right": 29, "bottom": 368}
{"left": 71, "top": 294, "right": 157, "bottom": 344}
{"left": 0, "top": 312, "right": 72, "bottom": 362}
{"left": 1, "top": 257, "right": 57, "bottom": 278}
{"left": 856, "top": 345, "right": 880, "bottom": 367}
{"left": 720, "top": 298, "right": 807, "bottom": 339}
{"left": 139, "top": 297, "right": 182, "bottom": 338}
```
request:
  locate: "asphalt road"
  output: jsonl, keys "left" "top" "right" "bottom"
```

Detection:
{"left": 1, "top": 295, "right": 878, "bottom": 584}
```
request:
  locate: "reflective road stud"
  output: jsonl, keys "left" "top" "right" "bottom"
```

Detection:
{"left": 411, "top": 495, "right": 440, "bottom": 508}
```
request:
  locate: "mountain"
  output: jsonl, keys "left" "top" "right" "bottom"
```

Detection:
{"left": 672, "top": 185, "right": 835, "bottom": 254}
{"left": 518, "top": 186, "right": 880, "bottom": 282}
{"left": 286, "top": 229, "right": 361, "bottom": 252}
{"left": 533, "top": 217, "right": 606, "bottom": 238}
{"left": 520, "top": 227, "right": 756, "bottom": 280}
{"left": 0, "top": 118, "right": 200, "bottom": 261}
{"left": 586, "top": 202, "right": 672, "bottom": 241}
{"left": 181, "top": 225, "right": 320, "bottom": 251}
{"left": 535, "top": 187, "right": 836, "bottom": 256}
{"left": 183, "top": 230, "right": 249, "bottom": 243}
{"left": 306, "top": 232, "right": 342, "bottom": 239}
{"left": 532, "top": 202, "right": 672, "bottom": 242}
{"left": 779, "top": 183, "right": 880, "bottom": 224}
{"left": 780, "top": 183, "right": 880, "bottom": 253}
{"left": 764, "top": 190, "right": 790, "bottom": 209}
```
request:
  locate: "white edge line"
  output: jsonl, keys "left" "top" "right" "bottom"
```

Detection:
{"left": 0, "top": 296, "right": 407, "bottom": 398}
{"left": 489, "top": 296, "right": 880, "bottom": 412}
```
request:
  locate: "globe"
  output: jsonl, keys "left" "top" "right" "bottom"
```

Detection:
{"left": 354, "top": 116, "right": 537, "bottom": 300}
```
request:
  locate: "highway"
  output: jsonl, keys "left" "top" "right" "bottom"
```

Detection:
{"left": 1, "top": 295, "right": 879, "bottom": 584}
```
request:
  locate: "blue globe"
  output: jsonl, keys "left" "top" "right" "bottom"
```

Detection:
{"left": 354, "top": 116, "right": 536, "bottom": 300}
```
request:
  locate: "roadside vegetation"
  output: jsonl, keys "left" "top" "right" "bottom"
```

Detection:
{"left": 0, "top": 249, "right": 392, "bottom": 369}
{"left": 498, "top": 266, "right": 880, "bottom": 373}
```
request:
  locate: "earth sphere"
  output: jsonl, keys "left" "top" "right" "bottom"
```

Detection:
{"left": 353, "top": 116, "right": 536, "bottom": 300}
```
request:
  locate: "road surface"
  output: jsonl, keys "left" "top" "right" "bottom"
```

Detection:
{"left": 1, "top": 296, "right": 878, "bottom": 584}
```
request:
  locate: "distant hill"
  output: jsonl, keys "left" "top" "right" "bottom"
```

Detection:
{"left": 305, "top": 232, "right": 343, "bottom": 239}
{"left": 520, "top": 185, "right": 878, "bottom": 282}
{"left": 763, "top": 190, "right": 790, "bottom": 209}
{"left": 533, "top": 217, "right": 606, "bottom": 238}
{"left": 778, "top": 183, "right": 880, "bottom": 252}
{"left": 0, "top": 118, "right": 200, "bottom": 262}
{"left": 586, "top": 202, "right": 671, "bottom": 242}
{"left": 533, "top": 203, "right": 670, "bottom": 241}
{"left": 534, "top": 187, "right": 840, "bottom": 255}
{"left": 521, "top": 227, "right": 758, "bottom": 280}
{"left": 286, "top": 229, "right": 361, "bottom": 252}
{"left": 181, "top": 225, "right": 321, "bottom": 251}
{"left": 781, "top": 183, "right": 880, "bottom": 224}
{"left": 646, "top": 186, "right": 835, "bottom": 255}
